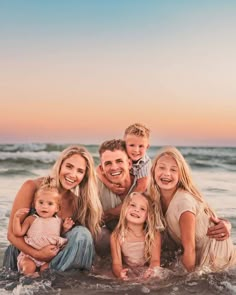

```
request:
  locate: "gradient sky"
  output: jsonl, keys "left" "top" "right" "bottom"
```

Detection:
{"left": 1, "top": 0, "right": 236, "bottom": 146}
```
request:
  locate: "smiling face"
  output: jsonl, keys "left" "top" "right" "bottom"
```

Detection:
{"left": 59, "top": 154, "right": 87, "bottom": 191}
{"left": 35, "top": 191, "right": 60, "bottom": 218}
{"left": 100, "top": 149, "right": 132, "bottom": 185}
{"left": 154, "top": 154, "right": 179, "bottom": 193}
{"left": 124, "top": 134, "right": 149, "bottom": 162}
{"left": 126, "top": 193, "right": 148, "bottom": 225}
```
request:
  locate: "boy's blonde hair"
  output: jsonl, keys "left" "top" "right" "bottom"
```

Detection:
{"left": 113, "top": 192, "right": 156, "bottom": 263}
{"left": 124, "top": 123, "right": 150, "bottom": 139}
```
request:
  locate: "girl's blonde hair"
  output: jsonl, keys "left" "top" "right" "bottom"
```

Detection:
{"left": 113, "top": 192, "right": 156, "bottom": 263}
{"left": 50, "top": 145, "right": 102, "bottom": 238}
{"left": 149, "top": 146, "right": 215, "bottom": 228}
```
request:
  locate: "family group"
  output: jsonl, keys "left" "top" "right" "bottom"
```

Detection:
{"left": 3, "top": 123, "right": 236, "bottom": 280}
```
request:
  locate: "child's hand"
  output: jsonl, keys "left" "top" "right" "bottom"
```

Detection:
{"left": 63, "top": 217, "right": 75, "bottom": 232}
{"left": 143, "top": 267, "right": 154, "bottom": 279}
{"left": 120, "top": 268, "right": 129, "bottom": 280}
{"left": 14, "top": 208, "right": 30, "bottom": 218}
{"left": 111, "top": 183, "right": 126, "bottom": 195}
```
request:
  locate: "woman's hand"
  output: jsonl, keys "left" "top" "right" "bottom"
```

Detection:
{"left": 35, "top": 244, "right": 59, "bottom": 262}
{"left": 207, "top": 216, "right": 231, "bottom": 240}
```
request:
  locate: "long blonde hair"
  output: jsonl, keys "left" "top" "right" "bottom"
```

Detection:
{"left": 113, "top": 192, "right": 156, "bottom": 263}
{"left": 50, "top": 145, "right": 102, "bottom": 238}
{"left": 149, "top": 146, "right": 216, "bottom": 228}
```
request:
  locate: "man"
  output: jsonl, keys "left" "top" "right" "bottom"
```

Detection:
{"left": 97, "top": 139, "right": 136, "bottom": 228}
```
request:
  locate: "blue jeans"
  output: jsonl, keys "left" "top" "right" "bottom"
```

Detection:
{"left": 3, "top": 226, "right": 95, "bottom": 272}
{"left": 50, "top": 226, "right": 95, "bottom": 271}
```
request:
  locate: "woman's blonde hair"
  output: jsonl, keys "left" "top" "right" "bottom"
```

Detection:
{"left": 149, "top": 146, "right": 215, "bottom": 229}
{"left": 113, "top": 192, "right": 156, "bottom": 263}
{"left": 50, "top": 145, "right": 102, "bottom": 238}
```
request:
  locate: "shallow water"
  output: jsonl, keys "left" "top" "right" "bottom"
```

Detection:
{"left": 1, "top": 266, "right": 236, "bottom": 295}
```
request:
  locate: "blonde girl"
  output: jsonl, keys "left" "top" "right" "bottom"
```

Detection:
{"left": 13, "top": 180, "right": 71, "bottom": 275}
{"left": 149, "top": 146, "right": 236, "bottom": 272}
{"left": 111, "top": 192, "right": 161, "bottom": 280}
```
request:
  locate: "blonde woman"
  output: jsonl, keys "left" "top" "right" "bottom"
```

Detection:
{"left": 149, "top": 146, "right": 236, "bottom": 272}
{"left": 110, "top": 192, "right": 161, "bottom": 280}
{"left": 4, "top": 146, "right": 102, "bottom": 272}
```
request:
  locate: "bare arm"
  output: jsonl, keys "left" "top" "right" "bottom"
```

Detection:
{"left": 143, "top": 230, "right": 161, "bottom": 279}
{"left": 13, "top": 209, "right": 32, "bottom": 236}
{"left": 7, "top": 179, "right": 59, "bottom": 262}
{"left": 179, "top": 211, "right": 196, "bottom": 272}
{"left": 110, "top": 233, "right": 128, "bottom": 280}
{"left": 97, "top": 165, "right": 126, "bottom": 195}
{"left": 149, "top": 230, "right": 161, "bottom": 268}
{"left": 132, "top": 176, "right": 149, "bottom": 193}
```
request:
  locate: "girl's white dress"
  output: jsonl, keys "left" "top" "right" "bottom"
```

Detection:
{"left": 17, "top": 215, "right": 67, "bottom": 268}
{"left": 165, "top": 189, "right": 236, "bottom": 271}
{"left": 120, "top": 237, "right": 148, "bottom": 278}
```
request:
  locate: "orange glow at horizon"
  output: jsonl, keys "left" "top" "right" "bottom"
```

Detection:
{"left": 1, "top": 2, "right": 236, "bottom": 146}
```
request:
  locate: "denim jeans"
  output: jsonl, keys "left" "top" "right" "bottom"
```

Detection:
{"left": 3, "top": 225, "right": 95, "bottom": 272}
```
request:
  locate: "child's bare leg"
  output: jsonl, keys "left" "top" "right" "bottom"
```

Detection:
{"left": 19, "top": 257, "right": 37, "bottom": 275}
{"left": 40, "top": 263, "right": 49, "bottom": 272}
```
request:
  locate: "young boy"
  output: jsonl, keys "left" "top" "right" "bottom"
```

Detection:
{"left": 96, "top": 123, "right": 151, "bottom": 194}
{"left": 123, "top": 123, "right": 151, "bottom": 192}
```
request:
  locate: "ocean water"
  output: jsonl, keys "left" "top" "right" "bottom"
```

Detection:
{"left": 0, "top": 143, "right": 236, "bottom": 294}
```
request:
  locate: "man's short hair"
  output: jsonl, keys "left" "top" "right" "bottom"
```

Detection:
{"left": 99, "top": 139, "right": 126, "bottom": 157}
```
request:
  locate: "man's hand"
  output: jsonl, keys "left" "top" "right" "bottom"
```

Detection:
{"left": 207, "top": 216, "right": 231, "bottom": 241}
{"left": 103, "top": 210, "right": 115, "bottom": 222}
{"left": 103, "top": 206, "right": 121, "bottom": 223}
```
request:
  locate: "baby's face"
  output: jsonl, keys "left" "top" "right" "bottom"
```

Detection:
{"left": 34, "top": 192, "right": 59, "bottom": 218}
{"left": 124, "top": 134, "right": 149, "bottom": 162}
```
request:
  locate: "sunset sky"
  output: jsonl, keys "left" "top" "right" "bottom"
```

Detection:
{"left": 1, "top": 1, "right": 236, "bottom": 146}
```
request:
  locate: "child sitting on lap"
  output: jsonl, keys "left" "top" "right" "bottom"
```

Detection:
{"left": 13, "top": 179, "right": 74, "bottom": 275}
